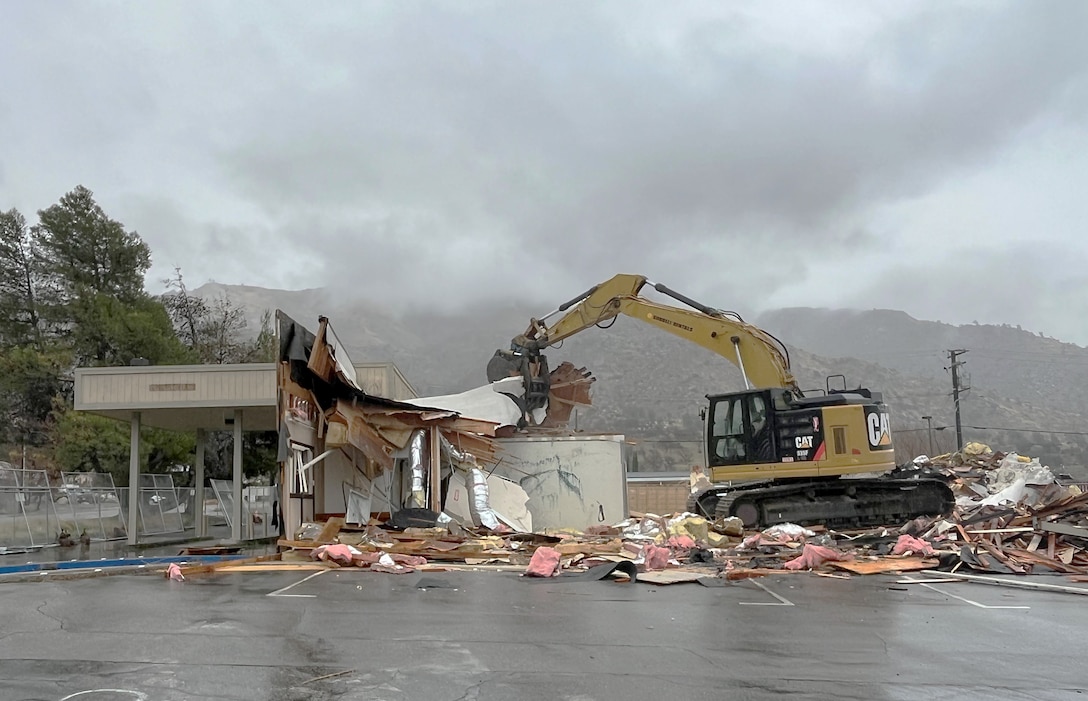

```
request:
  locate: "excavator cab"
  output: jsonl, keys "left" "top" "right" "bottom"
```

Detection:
{"left": 706, "top": 389, "right": 791, "bottom": 467}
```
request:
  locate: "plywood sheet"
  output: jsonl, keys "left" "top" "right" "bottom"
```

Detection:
{"left": 637, "top": 569, "right": 708, "bottom": 585}
{"left": 829, "top": 557, "right": 938, "bottom": 575}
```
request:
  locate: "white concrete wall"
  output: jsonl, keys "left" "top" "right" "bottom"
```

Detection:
{"left": 490, "top": 435, "right": 628, "bottom": 530}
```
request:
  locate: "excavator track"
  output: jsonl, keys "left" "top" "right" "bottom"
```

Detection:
{"left": 688, "top": 478, "right": 954, "bottom": 530}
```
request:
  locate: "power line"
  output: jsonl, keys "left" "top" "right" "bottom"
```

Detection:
{"left": 939, "top": 425, "right": 1088, "bottom": 437}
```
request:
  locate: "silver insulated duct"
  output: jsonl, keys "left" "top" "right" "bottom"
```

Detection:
{"left": 468, "top": 467, "right": 501, "bottom": 530}
{"left": 408, "top": 429, "right": 426, "bottom": 508}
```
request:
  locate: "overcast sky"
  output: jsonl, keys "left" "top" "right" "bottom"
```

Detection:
{"left": 2, "top": 2, "right": 1087, "bottom": 342}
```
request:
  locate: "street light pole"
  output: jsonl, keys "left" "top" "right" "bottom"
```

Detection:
{"left": 921, "top": 415, "right": 935, "bottom": 456}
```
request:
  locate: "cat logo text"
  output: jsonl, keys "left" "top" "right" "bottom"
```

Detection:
{"left": 866, "top": 410, "right": 892, "bottom": 450}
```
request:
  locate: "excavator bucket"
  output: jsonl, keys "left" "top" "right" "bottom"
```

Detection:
{"left": 487, "top": 351, "right": 594, "bottom": 428}
{"left": 539, "top": 362, "right": 595, "bottom": 428}
{"left": 486, "top": 349, "right": 525, "bottom": 384}
{"left": 486, "top": 349, "right": 551, "bottom": 416}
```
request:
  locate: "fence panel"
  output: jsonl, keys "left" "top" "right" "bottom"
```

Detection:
{"left": 210, "top": 480, "right": 275, "bottom": 539}
{"left": 59, "top": 471, "right": 126, "bottom": 540}
{"left": 136, "top": 474, "right": 185, "bottom": 535}
{"left": 0, "top": 466, "right": 62, "bottom": 548}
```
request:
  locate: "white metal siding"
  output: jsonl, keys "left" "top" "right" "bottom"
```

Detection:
{"left": 76, "top": 365, "right": 277, "bottom": 410}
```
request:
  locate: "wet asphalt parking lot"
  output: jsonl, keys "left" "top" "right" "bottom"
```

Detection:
{"left": 0, "top": 567, "right": 1085, "bottom": 701}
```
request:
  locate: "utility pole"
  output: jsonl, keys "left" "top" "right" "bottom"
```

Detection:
{"left": 921, "top": 415, "right": 935, "bottom": 456}
{"left": 947, "top": 349, "right": 968, "bottom": 450}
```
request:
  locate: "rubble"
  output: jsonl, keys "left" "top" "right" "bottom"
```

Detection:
{"left": 226, "top": 442, "right": 1079, "bottom": 591}
{"left": 895, "top": 443, "right": 1088, "bottom": 576}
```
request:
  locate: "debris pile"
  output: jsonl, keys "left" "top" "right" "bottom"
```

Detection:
{"left": 894, "top": 443, "right": 1088, "bottom": 576}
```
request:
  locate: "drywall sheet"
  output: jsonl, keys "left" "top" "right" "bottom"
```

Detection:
{"left": 491, "top": 435, "right": 627, "bottom": 531}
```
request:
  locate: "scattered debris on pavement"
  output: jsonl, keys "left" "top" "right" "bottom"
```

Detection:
{"left": 262, "top": 442, "right": 1087, "bottom": 591}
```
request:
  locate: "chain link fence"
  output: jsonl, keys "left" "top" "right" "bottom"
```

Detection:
{"left": 210, "top": 480, "right": 276, "bottom": 540}
{"left": 1, "top": 465, "right": 275, "bottom": 549}
{"left": 0, "top": 465, "right": 67, "bottom": 548}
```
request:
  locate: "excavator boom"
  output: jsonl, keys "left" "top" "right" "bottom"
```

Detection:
{"left": 493, "top": 273, "right": 800, "bottom": 396}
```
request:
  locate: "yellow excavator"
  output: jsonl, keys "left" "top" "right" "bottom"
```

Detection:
{"left": 487, "top": 273, "right": 953, "bottom": 529}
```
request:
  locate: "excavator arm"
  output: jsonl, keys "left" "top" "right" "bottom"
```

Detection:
{"left": 488, "top": 274, "right": 801, "bottom": 420}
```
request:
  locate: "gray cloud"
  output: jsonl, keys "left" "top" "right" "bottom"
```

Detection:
{"left": 856, "top": 240, "right": 1088, "bottom": 342}
{"left": 1, "top": 2, "right": 1087, "bottom": 336}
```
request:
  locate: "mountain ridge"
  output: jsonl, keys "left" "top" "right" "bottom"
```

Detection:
{"left": 191, "top": 283, "right": 1088, "bottom": 474}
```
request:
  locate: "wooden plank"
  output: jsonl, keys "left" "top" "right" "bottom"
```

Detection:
{"left": 555, "top": 541, "right": 624, "bottom": 556}
{"left": 417, "top": 563, "right": 526, "bottom": 572}
{"left": 724, "top": 568, "right": 798, "bottom": 580}
{"left": 175, "top": 554, "right": 281, "bottom": 577}
{"left": 429, "top": 426, "right": 442, "bottom": 513}
{"left": 442, "top": 417, "right": 500, "bottom": 437}
{"left": 1003, "top": 547, "right": 1085, "bottom": 574}
{"left": 439, "top": 430, "right": 497, "bottom": 462}
{"left": 976, "top": 539, "right": 1027, "bottom": 574}
{"left": 315, "top": 517, "right": 345, "bottom": 544}
{"left": 966, "top": 527, "right": 1035, "bottom": 534}
{"left": 637, "top": 569, "right": 706, "bottom": 585}
{"left": 305, "top": 318, "right": 336, "bottom": 383}
{"left": 326, "top": 404, "right": 398, "bottom": 472}
{"left": 1048, "top": 533, "right": 1057, "bottom": 559}
{"left": 217, "top": 563, "right": 330, "bottom": 572}
{"left": 829, "top": 557, "right": 938, "bottom": 575}
{"left": 1027, "top": 533, "right": 1043, "bottom": 552}
{"left": 278, "top": 539, "right": 318, "bottom": 550}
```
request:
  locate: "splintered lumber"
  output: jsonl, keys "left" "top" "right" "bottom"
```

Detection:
{"left": 174, "top": 554, "right": 281, "bottom": 577}
{"left": 315, "top": 517, "right": 345, "bottom": 544}
{"left": 439, "top": 428, "right": 497, "bottom": 463}
{"left": 325, "top": 405, "right": 398, "bottom": 472}
{"left": 975, "top": 540, "right": 1028, "bottom": 574}
{"left": 829, "top": 557, "right": 938, "bottom": 575}
{"left": 1002, "top": 547, "right": 1086, "bottom": 574}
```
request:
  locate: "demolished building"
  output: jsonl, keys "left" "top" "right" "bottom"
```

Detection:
{"left": 274, "top": 312, "right": 615, "bottom": 538}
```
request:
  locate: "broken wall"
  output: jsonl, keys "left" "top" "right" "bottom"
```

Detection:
{"left": 489, "top": 435, "right": 628, "bottom": 531}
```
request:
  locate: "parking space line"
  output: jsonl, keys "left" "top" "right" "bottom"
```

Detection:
{"left": 738, "top": 579, "right": 795, "bottom": 606}
{"left": 60, "top": 691, "right": 147, "bottom": 700}
{"left": 267, "top": 570, "right": 327, "bottom": 598}
{"left": 900, "top": 576, "right": 1029, "bottom": 610}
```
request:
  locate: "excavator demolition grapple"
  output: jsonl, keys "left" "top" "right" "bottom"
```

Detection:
{"left": 487, "top": 274, "right": 953, "bottom": 529}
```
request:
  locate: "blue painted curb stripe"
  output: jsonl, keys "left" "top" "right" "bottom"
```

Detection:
{"left": 0, "top": 554, "right": 250, "bottom": 576}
